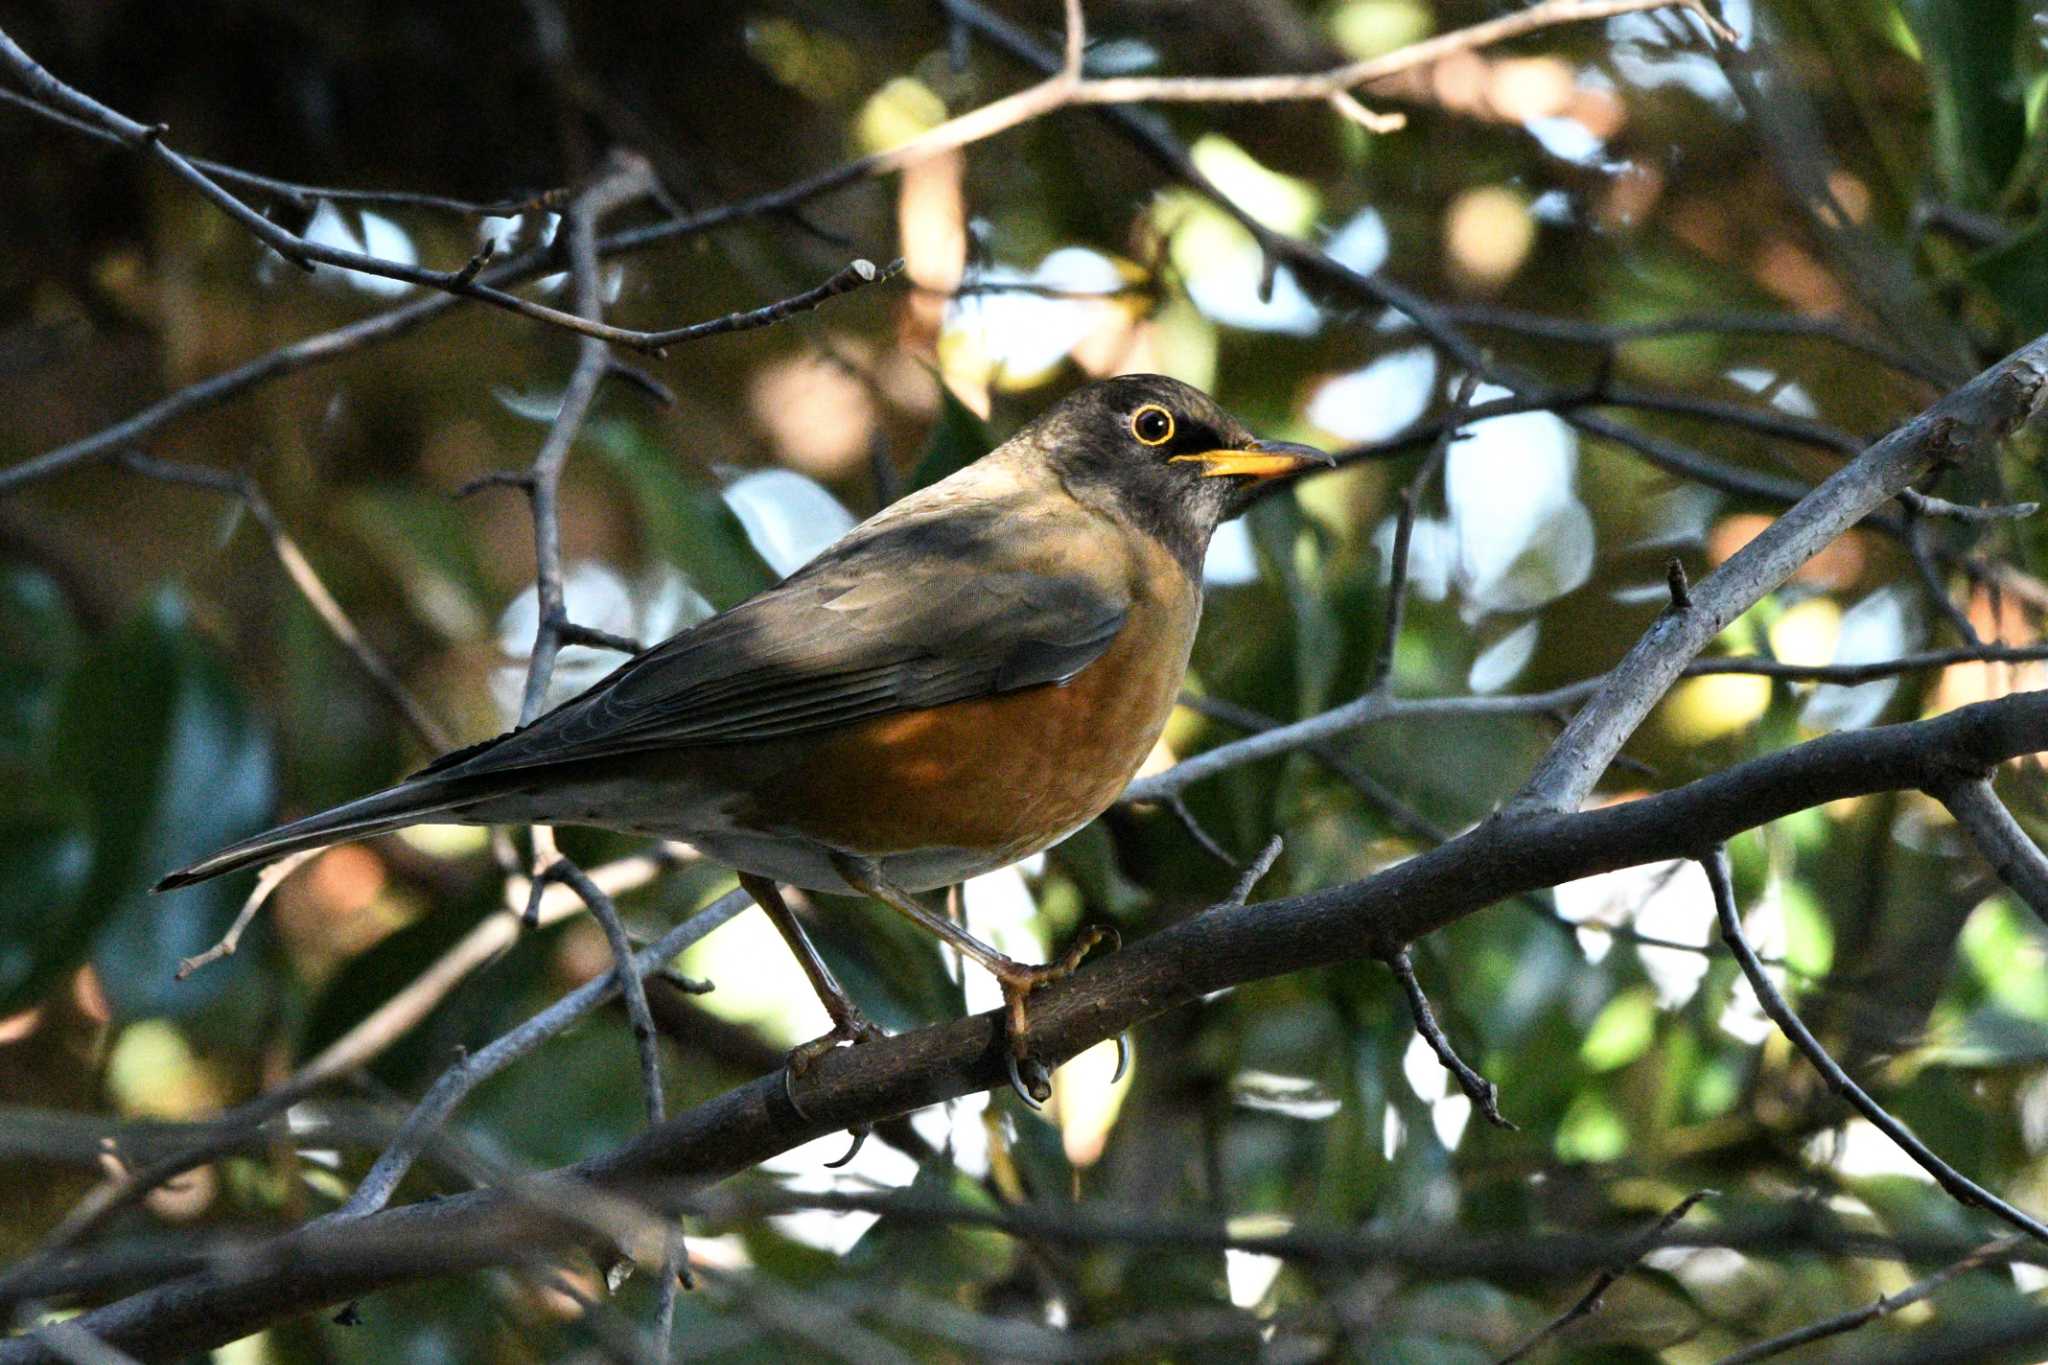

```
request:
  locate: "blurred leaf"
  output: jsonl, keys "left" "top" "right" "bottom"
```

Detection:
{"left": 910, "top": 381, "right": 994, "bottom": 491}
{"left": 0, "top": 819, "right": 94, "bottom": 1012}
{"left": 1901, "top": 0, "right": 2025, "bottom": 206}
{"left": 0, "top": 566, "right": 79, "bottom": 768}
{"left": 1969, "top": 218, "right": 2048, "bottom": 332}
{"left": 344, "top": 487, "right": 494, "bottom": 633}
{"left": 1581, "top": 987, "right": 1658, "bottom": 1072}
{"left": 844, "top": 1159, "right": 1015, "bottom": 1291}
{"left": 54, "top": 588, "right": 275, "bottom": 1018}
{"left": 595, "top": 418, "right": 775, "bottom": 608}
{"left": 297, "top": 884, "right": 493, "bottom": 1070}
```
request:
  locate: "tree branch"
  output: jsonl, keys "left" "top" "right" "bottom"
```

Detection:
{"left": 1512, "top": 331, "right": 2048, "bottom": 814}
{"left": 1702, "top": 845, "right": 2048, "bottom": 1243}
{"left": 1712, "top": 1234, "right": 2021, "bottom": 1365}
{"left": 17, "top": 688, "right": 2048, "bottom": 1361}
{"left": 1932, "top": 776, "right": 2048, "bottom": 927}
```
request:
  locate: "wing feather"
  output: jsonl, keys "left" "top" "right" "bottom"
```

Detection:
{"left": 426, "top": 510, "right": 1129, "bottom": 779}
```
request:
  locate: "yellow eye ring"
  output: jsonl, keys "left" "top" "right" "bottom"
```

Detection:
{"left": 1131, "top": 403, "right": 1175, "bottom": 446}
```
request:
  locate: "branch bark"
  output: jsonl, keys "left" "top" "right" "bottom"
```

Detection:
{"left": 13, "top": 687, "right": 2047, "bottom": 1362}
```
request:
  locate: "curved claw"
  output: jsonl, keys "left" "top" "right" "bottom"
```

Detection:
{"left": 1111, "top": 1031, "right": 1130, "bottom": 1084}
{"left": 1007, "top": 1053, "right": 1052, "bottom": 1108}
{"left": 782, "top": 1065, "right": 814, "bottom": 1124}
{"left": 824, "top": 1125, "right": 871, "bottom": 1168}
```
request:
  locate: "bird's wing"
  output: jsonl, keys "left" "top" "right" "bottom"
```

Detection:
{"left": 425, "top": 515, "right": 1130, "bottom": 777}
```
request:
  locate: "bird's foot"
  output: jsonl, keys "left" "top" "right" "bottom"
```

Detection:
{"left": 994, "top": 925, "right": 1120, "bottom": 1108}
{"left": 784, "top": 1009, "right": 886, "bottom": 1165}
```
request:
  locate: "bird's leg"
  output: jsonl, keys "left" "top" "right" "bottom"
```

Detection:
{"left": 830, "top": 855, "right": 1118, "bottom": 1106}
{"left": 739, "top": 872, "right": 885, "bottom": 1081}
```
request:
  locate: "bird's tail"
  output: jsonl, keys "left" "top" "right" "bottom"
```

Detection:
{"left": 154, "top": 776, "right": 474, "bottom": 892}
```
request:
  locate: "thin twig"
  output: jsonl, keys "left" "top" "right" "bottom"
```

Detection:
{"left": 1497, "top": 1190, "right": 1713, "bottom": 1363}
{"left": 1904, "top": 504, "right": 1983, "bottom": 646}
{"left": 114, "top": 452, "right": 451, "bottom": 750}
{"left": 0, "top": 85, "right": 564, "bottom": 218}
{"left": 1512, "top": 330, "right": 2048, "bottom": 815}
{"left": 497, "top": 156, "right": 690, "bottom": 1335}
{"left": 0, "top": 0, "right": 1739, "bottom": 499}
{"left": 1899, "top": 487, "right": 2040, "bottom": 522}
{"left": 629, "top": 257, "right": 901, "bottom": 354}
{"left": 1069, "top": 0, "right": 1732, "bottom": 105}
{"left": 1430, "top": 300, "right": 1948, "bottom": 388}
{"left": 1702, "top": 845, "right": 2048, "bottom": 1243}
{"left": 545, "top": 858, "right": 691, "bottom": 1300}
{"left": 1933, "top": 777, "right": 2048, "bottom": 927}
{"left": 1388, "top": 947, "right": 1514, "bottom": 1130}
{"left": 1712, "top": 1234, "right": 2022, "bottom": 1364}
{"left": 1369, "top": 373, "right": 1477, "bottom": 695}
{"left": 174, "top": 848, "right": 321, "bottom": 979}
{"left": 0, "top": 31, "right": 890, "bottom": 357}
{"left": 1223, "top": 836, "right": 1285, "bottom": 909}
{"left": 31, "top": 847, "right": 686, "bottom": 1260}
{"left": 330, "top": 887, "right": 748, "bottom": 1220}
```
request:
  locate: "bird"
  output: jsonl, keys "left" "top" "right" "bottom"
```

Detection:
{"left": 158, "top": 374, "right": 1330, "bottom": 1107}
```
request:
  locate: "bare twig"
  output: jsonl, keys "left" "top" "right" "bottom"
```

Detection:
{"left": 1904, "top": 505, "right": 1983, "bottom": 646}
{"left": 628, "top": 257, "right": 901, "bottom": 354}
{"left": 1701, "top": 845, "right": 2048, "bottom": 1243}
{"left": 1899, "top": 487, "right": 2040, "bottom": 522}
{"left": 475, "top": 156, "right": 691, "bottom": 1336}
{"left": 29, "top": 847, "right": 687, "bottom": 1262}
{"left": 1069, "top": 0, "right": 1732, "bottom": 105}
{"left": 543, "top": 856, "right": 691, "bottom": 1304}
{"left": 1368, "top": 374, "right": 1476, "bottom": 695}
{"left": 17, "top": 1320, "right": 140, "bottom": 1365}
{"left": 1512, "top": 331, "right": 2048, "bottom": 815}
{"left": 1223, "top": 835, "right": 1285, "bottom": 909}
{"left": 1388, "top": 947, "right": 1514, "bottom": 1131}
{"left": 113, "top": 453, "right": 451, "bottom": 750}
{"left": 330, "top": 886, "right": 747, "bottom": 1220}
{"left": 1497, "top": 1190, "right": 1712, "bottom": 1363}
{"left": 0, "top": 85, "right": 564, "bottom": 218}
{"left": 1712, "top": 1234, "right": 2022, "bottom": 1364}
{"left": 0, "top": 0, "right": 1732, "bottom": 499}
{"left": 0, "top": 31, "right": 896, "bottom": 359}
{"left": 173, "top": 848, "right": 321, "bottom": 979}
{"left": 1933, "top": 777, "right": 2048, "bottom": 927}
{"left": 1429, "top": 301, "right": 1948, "bottom": 388}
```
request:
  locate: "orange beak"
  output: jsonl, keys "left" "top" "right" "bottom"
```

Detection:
{"left": 1169, "top": 438, "right": 1334, "bottom": 480}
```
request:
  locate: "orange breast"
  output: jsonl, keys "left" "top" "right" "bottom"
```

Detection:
{"left": 733, "top": 582, "right": 1197, "bottom": 862}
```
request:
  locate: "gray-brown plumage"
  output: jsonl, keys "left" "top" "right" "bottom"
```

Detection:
{"left": 159, "top": 374, "right": 1329, "bottom": 1100}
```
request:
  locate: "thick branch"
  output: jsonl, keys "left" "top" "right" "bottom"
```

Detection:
{"left": 1512, "top": 330, "right": 2048, "bottom": 813}
{"left": 18, "top": 688, "right": 2048, "bottom": 1361}
{"left": 1130, "top": 644, "right": 2048, "bottom": 802}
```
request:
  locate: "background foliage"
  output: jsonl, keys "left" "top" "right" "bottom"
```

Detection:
{"left": 5, "top": 0, "right": 2048, "bottom": 1359}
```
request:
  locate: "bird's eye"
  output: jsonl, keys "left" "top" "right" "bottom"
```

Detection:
{"left": 1131, "top": 404, "right": 1175, "bottom": 446}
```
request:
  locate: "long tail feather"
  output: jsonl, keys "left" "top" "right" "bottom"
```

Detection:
{"left": 153, "top": 778, "right": 471, "bottom": 891}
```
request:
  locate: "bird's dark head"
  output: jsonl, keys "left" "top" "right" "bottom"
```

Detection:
{"left": 1020, "top": 374, "right": 1332, "bottom": 575}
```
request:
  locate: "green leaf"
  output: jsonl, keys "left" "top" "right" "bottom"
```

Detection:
{"left": 1902, "top": 0, "right": 2025, "bottom": 206}
{"left": 1969, "top": 218, "right": 2048, "bottom": 332}
{"left": 910, "top": 381, "right": 994, "bottom": 491}
{"left": 344, "top": 487, "right": 494, "bottom": 635}
{"left": 0, "top": 566, "right": 79, "bottom": 768}
{"left": 0, "top": 819, "right": 94, "bottom": 1012}
{"left": 594, "top": 419, "right": 776, "bottom": 609}
{"left": 55, "top": 588, "right": 276, "bottom": 1018}
{"left": 844, "top": 1159, "right": 1015, "bottom": 1291}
